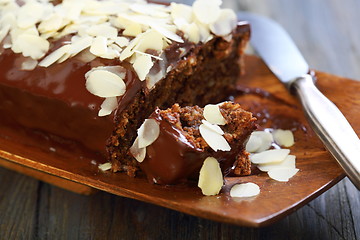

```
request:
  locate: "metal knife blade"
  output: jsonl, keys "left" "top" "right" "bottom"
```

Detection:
{"left": 239, "top": 12, "right": 309, "bottom": 86}
{"left": 238, "top": 12, "right": 360, "bottom": 190}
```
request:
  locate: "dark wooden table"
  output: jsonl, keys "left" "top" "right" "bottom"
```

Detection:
{"left": 1, "top": 0, "right": 360, "bottom": 239}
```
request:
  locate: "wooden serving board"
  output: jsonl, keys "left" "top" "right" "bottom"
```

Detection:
{"left": 0, "top": 55, "right": 358, "bottom": 227}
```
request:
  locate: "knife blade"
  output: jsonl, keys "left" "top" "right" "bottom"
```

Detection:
{"left": 238, "top": 12, "right": 360, "bottom": 190}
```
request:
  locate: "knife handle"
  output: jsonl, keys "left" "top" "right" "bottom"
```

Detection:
{"left": 291, "top": 74, "right": 360, "bottom": 190}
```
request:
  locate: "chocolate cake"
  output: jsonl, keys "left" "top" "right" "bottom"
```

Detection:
{"left": 129, "top": 102, "right": 257, "bottom": 184}
{"left": 0, "top": 0, "right": 250, "bottom": 177}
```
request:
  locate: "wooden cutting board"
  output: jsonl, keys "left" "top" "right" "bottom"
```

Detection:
{"left": 0, "top": 55, "right": 358, "bottom": 227}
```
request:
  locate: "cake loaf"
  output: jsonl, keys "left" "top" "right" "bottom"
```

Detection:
{"left": 0, "top": 0, "right": 250, "bottom": 176}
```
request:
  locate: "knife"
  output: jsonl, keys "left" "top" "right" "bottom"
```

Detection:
{"left": 237, "top": 12, "right": 360, "bottom": 190}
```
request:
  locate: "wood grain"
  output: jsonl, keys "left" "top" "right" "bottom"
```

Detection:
{"left": 0, "top": 158, "right": 97, "bottom": 195}
{"left": 1, "top": 0, "right": 360, "bottom": 239}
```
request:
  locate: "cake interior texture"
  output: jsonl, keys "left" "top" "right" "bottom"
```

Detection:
{"left": 0, "top": 0, "right": 251, "bottom": 177}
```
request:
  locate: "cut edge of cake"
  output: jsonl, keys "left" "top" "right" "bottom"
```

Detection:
{"left": 128, "top": 101, "right": 257, "bottom": 185}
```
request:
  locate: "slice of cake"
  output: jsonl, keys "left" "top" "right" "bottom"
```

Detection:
{"left": 0, "top": 0, "right": 250, "bottom": 176}
{"left": 129, "top": 102, "right": 257, "bottom": 184}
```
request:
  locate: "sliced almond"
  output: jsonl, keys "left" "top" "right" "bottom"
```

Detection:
{"left": 230, "top": 182, "right": 260, "bottom": 198}
{"left": 132, "top": 54, "right": 153, "bottom": 81}
{"left": 196, "top": 20, "right": 211, "bottom": 42}
{"left": 112, "top": 15, "right": 132, "bottom": 30}
{"left": 245, "top": 135, "right": 262, "bottom": 153}
{"left": 250, "top": 149, "right": 290, "bottom": 164}
{"left": 10, "top": 27, "right": 39, "bottom": 47}
{"left": 63, "top": 0, "right": 84, "bottom": 20}
{"left": 272, "top": 129, "right": 295, "bottom": 147}
{"left": 130, "top": 3, "right": 169, "bottom": 18}
{"left": 93, "top": 66, "right": 126, "bottom": 79}
{"left": 17, "top": 1, "right": 45, "bottom": 28}
{"left": 170, "top": 3, "right": 193, "bottom": 23}
{"left": 255, "top": 131, "right": 274, "bottom": 152}
{"left": 146, "top": 53, "right": 166, "bottom": 89}
{"left": 90, "top": 35, "right": 108, "bottom": 56}
{"left": 123, "top": 22, "right": 142, "bottom": 37}
{"left": 149, "top": 23, "right": 183, "bottom": 43}
{"left": 39, "top": 44, "right": 71, "bottom": 67}
{"left": 223, "top": 34, "right": 232, "bottom": 42}
{"left": 73, "top": 48, "right": 97, "bottom": 63}
{"left": 257, "top": 155, "right": 296, "bottom": 172}
{"left": 114, "top": 36, "right": 130, "bottom": 47}
{"left": 72, "top": 24, "right": 89, "bottom": 37}
{"left": 246, "top": 131, "right": 273, "bottom": 153}
{"left": 198, "top": 157, "right": 223, "bottom": 196}
{"left": 133, "top": 50, "right": 162, "bottom": 60}
{"left": 137, "top": 119, "right": 160, "bottom": 148}
{"left": 183, "top": 22, "right": 200, "bottom": 44}
{"left": 97, "top": 48, "right": 120, "bottom": 59}
{"left": 12, "top": 34, "right": 49, "bottom": 59}
{"left": 38, "top": 13, "right": 64, "bottom": 33}
{"left": 135, "top": 29, "right": 164, "bottom": 53}
{"left": 21, "top": 58, "right": 38, "bottom": 71}
{"left": 201, "top": 120, "right": 224, "bottom": 135}
{"left": 98, "top": 97, "right": 118, "bottom": 117}
{"left": 199, "top": 124, "right": 231, "bottom": 152}
{"left": 203, "top": 104, "right": 226, "bottom": 125}
{"left": 109, "top": 43, "right": 123, "bottom": 54}
{"left": 193, "top": 0, "right": 221, "bottom": 24}
{"left": 0, "top": 12, "right": 17, "bottom": 30}
{"left": 69, "top": 36, "right": 93, "bottom": 56}
{"left": 173, "top": 18, "right": 188, "bottom": 30}
{"left": 76, "top": 15, "right": 108, "bottom": 25}
{"left": 268, "top": 168, "right": 299, "bottom": 182}
{"left": 98, "top": 162, "right": 112, "bottom": 171}
{"left": 87, "top": 24, "right": 118, "bottom": 39}
{"left": 209, "top": 9, "right": 237, "bottom": 36}
{"left": 119, "top": 34, "right": 142, "bottom": 61}
{"left": 22, "top": 26, "right": 39, "bottom": 36}
{"left": 57, "top": 52, "right": 71, "bottom": 64}
{"left": 85, "top": 69, "right": 126, "bottom": 98}
{"left": 129, "top": 137, "right": 147, "bottom": 163}
{"left": 146, "top": 68, "right": 165, "bottom": 90}
{"left": 83, "top": 1, "right": 124, "bottom": 15}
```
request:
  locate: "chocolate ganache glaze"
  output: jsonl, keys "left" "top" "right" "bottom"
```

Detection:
{"left": 140, "top": 110, "right": 205, "bottom": 184}
{"left": 0, "top": 49, "right": 113, "bottom": 156}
